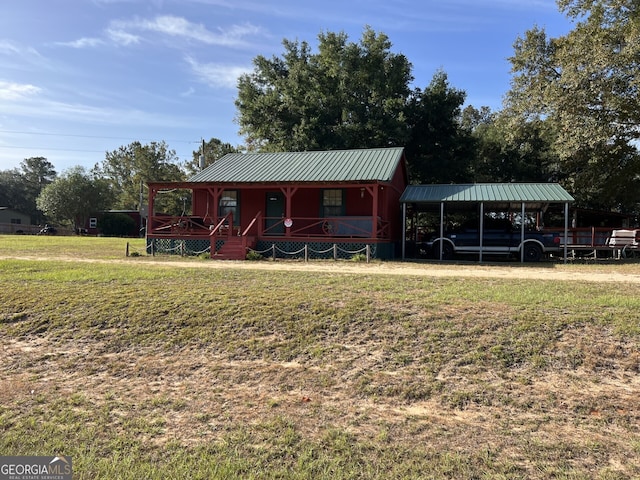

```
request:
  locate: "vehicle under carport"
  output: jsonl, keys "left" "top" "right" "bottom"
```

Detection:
{"left": 400, "top": 183, "right": 574, "bottom": 263}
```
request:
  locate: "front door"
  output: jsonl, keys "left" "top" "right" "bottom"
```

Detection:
{"left": 265, "top": 191, "right": 285, "bottom": 235}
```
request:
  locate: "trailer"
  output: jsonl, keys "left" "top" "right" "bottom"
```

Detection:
{"left": 607, "top": 229, "right": 640, "bottom": 258}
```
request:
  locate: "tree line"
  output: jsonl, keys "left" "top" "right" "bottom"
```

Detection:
{"left": 0, "top": 139, "right": 237, "bottom": 230}
{"left": 2, "top": 0, "right": 639, "bottom": 229}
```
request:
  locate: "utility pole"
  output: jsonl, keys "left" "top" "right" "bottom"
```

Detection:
{"left": 199, "top": 139, "right": 206, "bottom": 170}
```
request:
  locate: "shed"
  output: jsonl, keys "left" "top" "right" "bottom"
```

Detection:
{"left": 400, "top": 183, "right": 574, "bottom": 262}
{"left": 0, "top": 207, "right": 31, "bottom": 234}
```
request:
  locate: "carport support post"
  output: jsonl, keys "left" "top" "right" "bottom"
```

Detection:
{"left": 564, "top": 202, "right": 569, "bottom": 264}
{"left": 439, "top": 202, "right": 445, "bottom": 260}
{"left": 479, "top": 202, "right": 484, "bottom": 263}
{"left": 401, "top": 202, "right": 407, "bottom": 260}
{"left": 520, "top": 202, "right": 526, "bottom": 263}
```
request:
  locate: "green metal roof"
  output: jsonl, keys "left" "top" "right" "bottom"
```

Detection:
{"left": 188, "top": 147, "right": 405, "bottom": 183}
{"left": 400, "top": 183, "right": 574, "bottom": 203}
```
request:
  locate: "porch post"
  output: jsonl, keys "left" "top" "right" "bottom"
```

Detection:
{"left": 147, "top": 185, "right": 156, "bottom": 235}
{"left": 281, "top": 186, "right": 298, "bottom": 237}
{"left": 210, "top": 187, "right": 223, "bottom": 225}
{"left": 372, "top": 185, "right": 379, "bottom": 239}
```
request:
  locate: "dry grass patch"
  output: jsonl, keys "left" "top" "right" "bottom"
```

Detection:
{"left": 1, "top": 242, "right": 640, "bottom": 478}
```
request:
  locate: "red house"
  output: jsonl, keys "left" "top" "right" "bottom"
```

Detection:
{"left": 146, "top": 147, "right": 409, "bottom": 259}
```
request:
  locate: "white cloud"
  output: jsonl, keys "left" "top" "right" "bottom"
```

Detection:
{"left": 0, "top": 40, "right": 44, "bottom": 60}
{"left": 186, "top": 56, "right": 250, "bottom": 89}
{"left": 111, "top": 15, "right": 264, "bottom": 47}
{"left": 56, "top": 37, "right": 105, "bottom": 48}
{"left": 0, "top": 81, "right": 41, "bottom": 100}
{"left": 49, "top": 14, "right": 264, "bottom": 51}
{"left": 180, "top": 86, "right": 195, "bottom": 97}
{"left": 1, "top": 92, "right": 194, "bottom": 130}
{"left": 106, "top": 28, "right": 140, "bottom": 46}
{"left": 0, "top": 41, "right": 57, "bottom": 74}
{"left": 0, "top": 40, "right": 22, "bottom": 55}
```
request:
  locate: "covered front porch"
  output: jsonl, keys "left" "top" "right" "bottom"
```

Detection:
{"left": 146, "top": 181, "right": 399, "bottom": 260}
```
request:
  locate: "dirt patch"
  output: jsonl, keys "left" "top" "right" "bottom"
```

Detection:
{"left": 3, "top": 333, "right": 639, "bottom": 475}
{"left": 6, "top": 253, "right": 640, "bottom": 283}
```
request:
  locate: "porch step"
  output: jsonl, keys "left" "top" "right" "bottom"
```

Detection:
{"left": 212, "top": 237, "right": 250, "bottom": 260}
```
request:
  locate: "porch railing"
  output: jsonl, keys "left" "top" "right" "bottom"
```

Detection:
{"left": 150, "top": 215, "right": 212, "bottom": 235}
{"left": 242, "top": 211, "right": 262, "bottom": 237}
{"left": 543, "top": 226, "right": 613, "bottom": 248}
{"left": 149, "top": 214, "right": 391, "bottom": 240}
{"left": 208, "top": 212, "right": 236, "bottom": 238}
{"left": 262, "top": 216, "right": 388, "bottom": 238}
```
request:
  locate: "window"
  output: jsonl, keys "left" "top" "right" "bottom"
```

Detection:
{"left": 89, "top": 218, "right": 97, "bottom": 228}
{"left": 322, "top": 189, "right": 344, "bottom": 217}
{"left": 10, "top": 218, "right": 21, "bottom": 224}
{"left": 219, "top": 190, "right": 239, "bottom": 224}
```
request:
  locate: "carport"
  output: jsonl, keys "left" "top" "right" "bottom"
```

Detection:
{"left": 400, "top": 183, "right": 574, "bottom": 263}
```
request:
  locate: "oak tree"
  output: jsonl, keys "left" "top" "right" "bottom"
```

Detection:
{"left": 506, "top": 0, "right": 640, "bottom": 211}
{"left": 236, "top": 27, "right": 412, "bottom": 152}
{"left": 36, "top": 166, "right": 112, "bottom": 230}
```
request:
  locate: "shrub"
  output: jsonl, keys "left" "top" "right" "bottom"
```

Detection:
{"left": 350, "top": 253, "right": 368, "bottom": 262}
{"left": 246, "top": 250, "right": 264, "bottom": 261}
{"left": 99, "top": 213, "right": 137, "bottom": 237}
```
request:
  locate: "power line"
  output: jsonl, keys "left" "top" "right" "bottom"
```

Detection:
{"left": 0, "top": 145, "right": 107, "bottom": 153}
{"left": 0, "top": 144, "right": 198, "bottom": 158}
{"left": 0, "top": 129, "right": 201, "bottom": 145}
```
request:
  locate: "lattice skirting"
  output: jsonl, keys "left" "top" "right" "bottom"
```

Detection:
{"left": 147, "top": 238, "right": 211, "bottom": 256}
{"left": 254, "top": 241, "right": 396, "bottom": 260}
{"left": 146, "top": 238, "right": 397, "bottom": 259}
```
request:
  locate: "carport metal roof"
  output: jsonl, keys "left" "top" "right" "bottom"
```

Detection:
{"left": 400, "top": 183, "right": 573, "bottom": 263}
{"left": 400, "top": 183, "right": 574, "bottom": 204}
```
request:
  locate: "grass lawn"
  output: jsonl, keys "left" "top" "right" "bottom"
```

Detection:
{"left": 0, "top": 235, "right": 639, "bottom": 479}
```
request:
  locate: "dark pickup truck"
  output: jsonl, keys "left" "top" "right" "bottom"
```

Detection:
{"left": 423, "top": 226, "right": 562, "bottom": 262}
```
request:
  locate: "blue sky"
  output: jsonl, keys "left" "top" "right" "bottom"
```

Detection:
{"left": 0, "top": 0, "right": 572, "bottom": 173}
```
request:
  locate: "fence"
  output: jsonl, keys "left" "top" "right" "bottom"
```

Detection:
{"left": 252, "top": 243, "right": 372, "bottom": 262}
{"left": 138, "top": 238, "right": 374, "bottom": 262}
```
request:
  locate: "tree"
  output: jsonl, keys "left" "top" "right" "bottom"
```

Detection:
{"left": 184, "top": 138, "right": 239, "bottom": 177}
{"left": 236, "top": 28, "right": 480, "bottom": 184}
{"left": 36, "top": 166, "right": 112, "bottom": 230}
{"left": 0, "top": 169, "right": 28, "bottom": 212}
{"left": 20, "top": 157, "right": 57, "bottom": 223}
{"left": 506, "top": 0, "right": 640, "bottom": 212}
{"left": 20, "top": 157, "right": 57, "bottom": 195}
{"left": 405, "top": 71, "right": 476, "bottom": 184}
{"left": 0, "top": 157, "right": 56, "bottom": 223}
{"left": 236, "top": 27, "right": 413, "bottom": 152}
{"left": 97, "top": 141, "right": 185, "bottom": 214}
{"left": 463, "top": 107, "right": 560, "bottom": 183}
